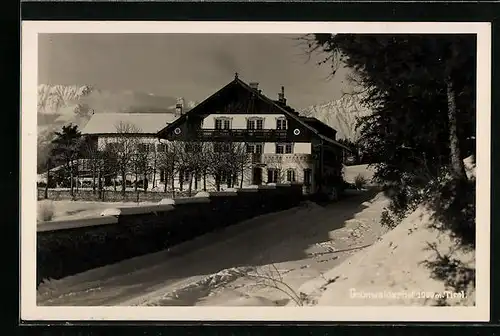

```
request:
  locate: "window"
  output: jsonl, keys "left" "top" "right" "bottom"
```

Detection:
{"left": 215, "top": 117, "right": 231, "bottom": 130}
{"left": 159, "top": 168, "right": 166, "bottom": 182}
{"left": 214, "top": 142, "right": 231, "bottom": 152}
{"left": 185, "top": 142, "right": 200, "bottom": 152}
{"left": 247, "top": 118, "right": 264, "bottom": 130}
{"left": 286, "top": 169, "right": 296, "bottom": 182}
{"left": 181, "top": 170, "right": 191, "bottom": 182}
{"left": 303, "top": 168, "right": 312, "bottom": 186}
{"left": 137, "top": 143, "right": 150, "bottom": 152}
{"left": 276, "top": 143, "right": 293, "bottom": 154}
{"left": 246, "top": 143, "right": 263, "bottom": 154}
{"left": 106, "top": 142, "right": 123, "bottom": 152}
{"left": 157, "top": 143, "right": 167, "bottom": 152}
{"left": 276, "top": 118, "right": 288, "bottom": 130}
{"left": 267, "top": 168, "right": 280, "bottom": 183}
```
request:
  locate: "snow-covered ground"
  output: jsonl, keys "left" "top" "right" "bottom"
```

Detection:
{"left": 343, "top": 164, "right": 375, "bottom": 185}
{"left": 37, "top": 187, "right": 390, "bottom": 306}
{"left": 36, "top": 162, "right": 476, "bottom": 307}
{"left": 295, "top": 205, "right": 475, "bottom": 306}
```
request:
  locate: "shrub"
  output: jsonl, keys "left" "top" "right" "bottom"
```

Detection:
{"left": 38, "top": 201, "right": 55, "bottom": 222}
{"left": 354, "top": 173, "right": 368, "bottom": 190}
{"left": 422, "top": 172, "right": 476, "bottom": 248}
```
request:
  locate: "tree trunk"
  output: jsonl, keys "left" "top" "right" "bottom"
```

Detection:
{"left": 164, "top": 172, "right": 168, "bottom": 193}
{"left": 215, "top": 173, "right": 221, "bottom": 191}
{"left": 121, "top": 170, "right": 126, "bottom": 195}
{"left": 171, "top": 174, "right": 176, "bottom": 198}
{"left": 44, "top": 160, "right": 51, "bottom": 199}
{"left": 69, "top": 161, "right": 74, "bottom": 196}
{"left": 152, "top": 156, "right": 157, "bottom": 189}
{"left": 188, "top": 173, "right": 193, "bottom": 197}
{"left": 446, "top": 78, "right": 467, "bottom": 181}
{"left": 179, "top": 170, "right": 184, "bottom": 191}
{"left": 143, "top": 171, "right": 148, "bottom": 191}
{"left": 194, "top": 171, "right": 198, "bottom": 190}
{"left": 240, "top": 162, "right": 244, "bottom": 188}
{"left": 92, "top": 164, "right": 96, "bottom": 194}
{"left": 203, "top": 171, "right": 207, "bottom": 191}
{"left": 97, "top": 169, "right": 103, "bottom": 200}
{"left": 76, "top": 159, "right": 80, "bottom": 192}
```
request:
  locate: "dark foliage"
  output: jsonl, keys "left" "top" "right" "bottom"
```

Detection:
{"left": 305, "top": 34, "right": 476, "bottom": 294}
{"left": 421, "top": 242, "right": 475, "bottom": 300}
{"left": 307, "top": 33, "right": 476, "bottom": 243}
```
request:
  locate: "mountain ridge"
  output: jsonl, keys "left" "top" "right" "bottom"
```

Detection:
{"left": 300, "top": 94, "right": 372, "bottom": 142}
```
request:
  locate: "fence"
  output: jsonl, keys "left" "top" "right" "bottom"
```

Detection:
{"left": 37, "top": 183, "right": 304, "bottom": 286}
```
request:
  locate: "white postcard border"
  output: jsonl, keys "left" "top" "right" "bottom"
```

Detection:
{"left": 21, "top": 21, "right": 491, "bottom": 322}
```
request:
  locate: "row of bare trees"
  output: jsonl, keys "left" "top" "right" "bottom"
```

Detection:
{"left": 58, "top": 122, "right": 256, "bottom": 198}
{"left": 43, "top": 121, "right": 306, "bottom": 199}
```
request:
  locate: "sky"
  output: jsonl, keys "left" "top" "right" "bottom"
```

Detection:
{"left": 38, "top": 34, "right": 350, "bottom": 109}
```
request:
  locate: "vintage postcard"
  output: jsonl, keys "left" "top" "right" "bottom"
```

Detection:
{"left": 21, "top": 21, "right": 491, "bottom": 321}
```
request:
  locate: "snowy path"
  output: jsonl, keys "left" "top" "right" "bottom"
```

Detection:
{"left": 37, "top": 189, "right": 389, "bottom": 307}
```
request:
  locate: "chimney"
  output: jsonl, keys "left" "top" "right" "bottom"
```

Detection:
{"left": 175, "top": 97, "right": 185, "bottom": 116}
{"left": 249, "top": 82, "right": 259, "bottom": 90}
{"left": 278, "top": 86, "right": 287, "bottom": 105}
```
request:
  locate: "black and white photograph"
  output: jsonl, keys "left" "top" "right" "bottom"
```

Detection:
{"left": 21, "top": 21, "right": 490, "bottom": 321}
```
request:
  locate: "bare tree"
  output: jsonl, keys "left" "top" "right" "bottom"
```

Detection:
{"left": 51, "top": 124, "right": 83, "bottom": 196}
{"left": 131, "top": 142, "right": 152, "bottom": 191}
{"left": 226, "top": 142, "right": 252, "bottom": 188}
{"left": 195, "top": 142, "right": 213, "bottom": 191}
{"left": 157, "top": 140, "right": 184, "bottom": 197}
{"left": 206, "top": 142, "right": 234, "bottom": 191}
{"left": 80, "top": 136, "right": 101, "bottom": 194}
{"left": 104, "top": 122, "right": 142, "bottom": 195}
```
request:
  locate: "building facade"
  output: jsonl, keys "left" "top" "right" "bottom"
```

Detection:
{"left": 80, "top": 76, "right": 350, "bottom": 194}
{"left": 157, "top": 75, "right": 350, "bottom": 195}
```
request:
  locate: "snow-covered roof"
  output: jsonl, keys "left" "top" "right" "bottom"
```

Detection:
{"left": 81, "top": 113, "right": 178, "bottom": 135}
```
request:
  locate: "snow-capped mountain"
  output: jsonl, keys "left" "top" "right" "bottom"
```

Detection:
{"left": 301, "top": 94, "right": 372, "bottom": 142}
{"left": 36, "top": 84, "right": 197, "bottom": 171}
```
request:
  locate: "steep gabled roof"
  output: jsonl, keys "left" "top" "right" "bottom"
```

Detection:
{"left": 300, "top": 116, "right": 338, "bottom": 141}
{"left": 157, "top": 76, "right": 351, "bottom": 151}
{"left": 82, "top": 113, "right": 178, "bottom": 135}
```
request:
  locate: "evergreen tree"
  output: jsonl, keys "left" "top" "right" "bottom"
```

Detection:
{"left": 306, "top": 34, "right": 476, "bottom": 244}
{"left": 51, "top": 124, "right": 82, "bottom": 196}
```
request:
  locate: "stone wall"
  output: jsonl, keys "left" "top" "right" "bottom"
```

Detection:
{"left": 37, "top": 183, "right": 303, "bottom": 286}
{"left": 37, "top": 188, "right": 190, "bottom": 202}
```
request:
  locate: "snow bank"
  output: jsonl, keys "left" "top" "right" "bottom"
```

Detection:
{"left": 344, "top": 164, "right": 375, "bottom": 185}
{"left": 294, "top": 206, "right": 475, "bottom": 307}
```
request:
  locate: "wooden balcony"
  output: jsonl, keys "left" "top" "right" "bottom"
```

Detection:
{"left": 194, "top": 129, "right": 288, "bottom": 142}
{"left": 262, "top": 154, "right": 312, "bottom": 165}
{"left": 248, "top": 153, "right": 313, "bottom": 166}
{"left": 250, "top": 153, "right": 263, "bottom": 164}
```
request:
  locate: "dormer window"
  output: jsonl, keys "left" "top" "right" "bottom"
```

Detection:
{"left": 276, "top": 117, "right": 288, "bottom": 130}
{"left": 215, "top": 117, "right": 231, "bottom": 130}
{"left": 247, "top": 117, "right": 264, "bottom": 130}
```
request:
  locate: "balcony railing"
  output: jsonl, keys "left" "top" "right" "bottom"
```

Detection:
{"left": 262, "top": 154, "right": 312, "bottom": 165}
{"left": 250, "top": 153, "right": 263, "bottom": 164}
{"left": 194, "top": 129, "right": 288, "bottom": 142}
{"left": 247, "top": 153, "right": 312, "bottom": 165}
